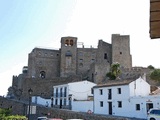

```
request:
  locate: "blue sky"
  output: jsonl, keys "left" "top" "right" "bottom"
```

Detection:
{"left": 0, "top": 0, "right": 160, "bottom": 96}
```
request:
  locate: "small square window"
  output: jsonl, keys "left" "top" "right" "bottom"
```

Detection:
{"left": 100, "top": 101, "right": 103, "bottom": 107}
{"left": 79, "top": 59, "right": 83, "bottom": 63}
{"left": 99, "top": 89, "right": 103, "bottom": 95}
{"left": 118, "top": 101, "right": 122, "bottom": 108}
{"left": 117, "top": 88, "right": 121, "bottom": 94}
{"left": 91, "top": 59, "right": 95, "bottom": 62}
{"left": 136, "top": 104, "right": 140, "bottom": 111}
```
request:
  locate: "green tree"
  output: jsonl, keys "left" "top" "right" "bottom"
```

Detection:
{"left": 150, "top": 69, "right": 160, "bottom": 82}
{"left": 147, "top": 65, "right": 155, "bottom": 70}
{"left": 0, "top": 108, "right": 11, "bottom": 117}
{"left": 106, "top": 63, "right": 121, "bottom": 80}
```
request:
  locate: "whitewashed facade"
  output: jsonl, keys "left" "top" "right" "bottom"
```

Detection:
{"left": 93, "top": 77, "right": 160, "bottom": 119}
{"left": 53, "top": 80, "right": 96, "bottom": 110}
{"left": 72, "top": 101, "right": 93, "bottom": 112}
{"left": 32, "top": 96, "right": 51, "bottom": 107}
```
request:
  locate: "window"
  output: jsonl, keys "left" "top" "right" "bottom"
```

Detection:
{"left": 118, "top": 101, "right": 122, "bottom": 108}
{"left": 136, "top": 104, "right": 140, "bottom": 111}
{"left": 70, "top": 40, "right": 73, "bottom": 46}
{"left": 56, "top": 88, "right": 58, "bottom": 97}
{"left": 60, "top": 88, "right": 63, "bottom": 97}
{"left": 91, "top": 59, "right": 95, "bottom": 62}
{"left": 108, "top": 89, "right": 112, "bottom": 99}
{"left": 99, "top": 89, "right": 103, "bottom": 95}
{"left": 117, "top": 88, "right": 121, "bottom": 94}
{"left": 40, "top": 71, "right": 46, "bottom": 79}
{"left": 65, "top": 51, "right": 72, "bottom": 56}
{"left": 150, "top": 109, "right": 160, "bottom": 114}
{"left": 79, "top": 59, "right": 83, "bottom": 63}
{"left": 100, "top": 101, "right": 103, "bottom": 107}
{"left": 104, "top": 53, "right": 107, "bottom": 59}
{"left": 91, "top": 88, "right": 94, "bottom": 94}
{"left": 55, "top": 99, "right": 58, "bottom": 105}
{"left": 65, "top": 39, "right": 69, "bottom": 46}
{"left": 65, "top": 39, "right": 74, "bottom": 46}
{"left": 64, "top": 87, "right": 67, "bottom": 97}
{"left": 92, "top": 73, "right": 94, "bottom": 82}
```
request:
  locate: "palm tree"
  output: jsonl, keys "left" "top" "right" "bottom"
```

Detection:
{"left": 106, "top": 62, "right": 121, "bottom": 80}
{"left": 111, "top": 62, "right": 121, "bottom": 78}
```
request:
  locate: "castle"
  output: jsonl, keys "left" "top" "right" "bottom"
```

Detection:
{"left": 10, "top": 34, "right": 134, "bottom": 101}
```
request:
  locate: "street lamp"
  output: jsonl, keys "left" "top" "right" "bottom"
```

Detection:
{"left": 28, "top": 88, "right": 33, "bottom": 120}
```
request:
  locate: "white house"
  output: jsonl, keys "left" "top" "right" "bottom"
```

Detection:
{"left": 32, "top": 96, "right": 51, "bottom": 107}
{"left": 52, "top": 80, "right": 96, "bottom": 111}
{"left": 93, "top": 77, "right": 160, "bottom": 119}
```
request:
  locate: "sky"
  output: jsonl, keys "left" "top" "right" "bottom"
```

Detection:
{"left": 0, "top": 0, "right": 160, "bottom": 96}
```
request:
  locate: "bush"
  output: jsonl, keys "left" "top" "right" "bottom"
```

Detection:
{"left": 106, "top": 72, "right": 116, "bottom": 80}
{"left": 0, "top": 108, "right": 27, "bottom": 120}
{"left": 150, "top": 69, "right": 160, "bottom": 82}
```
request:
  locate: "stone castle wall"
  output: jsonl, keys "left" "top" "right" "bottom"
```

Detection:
{"left": 112, "top": 34, "right": 132, "bottom": 68}
{"left": 11, "top": 35, "right": 133, "bottom": 101}
{"left": 60, "top": 37, "right": 78, "bottom": 77}
{"left": 77, "top": 48, "right": 97, "bottom": 78}
{"left": 96, "top": 40, "right": 112, "bottom": 64}
{"left": 28, "top": 48, "right": 60, "bottom": 79}
{"left": 20, "top": 76, "right": 82, "bottom": 101}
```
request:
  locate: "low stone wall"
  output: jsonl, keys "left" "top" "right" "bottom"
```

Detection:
{"left": 0, "top": 96, "right": 128, "bottom": 120}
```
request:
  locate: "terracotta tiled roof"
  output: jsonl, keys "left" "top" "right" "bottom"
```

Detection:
{"left": 151, "top": 87, "right": 160, "bottom": 95}
{"left": 93, "top": 80, "right": 134, "bottom": 88}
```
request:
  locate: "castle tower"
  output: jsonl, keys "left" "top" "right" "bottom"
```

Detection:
{"left": 112, "top": 34, "right": 132, "bottom": 68}
{"left": 60, "top": 37, "right": 78, "bottom": 77}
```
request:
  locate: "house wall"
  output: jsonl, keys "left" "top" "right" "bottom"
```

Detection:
{"left": 53, "top": 84, "right": 69, "bottom": 106}
{"left": 68, "top": 81, "right": 96, "bottom": 100}
{"left": 93, "top": 85, "right": 130, "bottom": 115}
{"left": 113, "top": 95, "right": 160, "bottom": 119}
{"left": 53, "top": 81, "right": 96, "bottom": 109}
{"left": 72, "top": 101, "right": 93, "bottom": 113}
{"left": 129, "top": 77, "right": 150, "bottom": 97}
{"left": 93, "top": 78, "right": 160, "bottom": 119}
{"left": 32, "top": 96, "right": 51, "bottom": 107}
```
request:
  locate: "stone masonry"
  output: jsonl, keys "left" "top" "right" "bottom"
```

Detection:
{"left": 10, "top": 34, "right": 132, "bottom": 101}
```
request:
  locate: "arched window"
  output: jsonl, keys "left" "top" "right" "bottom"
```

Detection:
{"left": 65, "top": 39, "right": 69, "bottom": 46}
{"left": 40, "top": 71, "right": 46, "bottom": 79}
{"left": 70, "top": 40, "right": 73, "bottom": 46}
